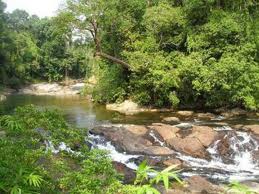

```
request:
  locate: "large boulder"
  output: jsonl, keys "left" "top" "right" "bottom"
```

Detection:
{"left": 106, "top": 100, "right": 141, "bottom": 115}
{"left": 188, "top": 126, "right": 217, "bottom": 147}
{"left": 186, "top": 176, "right": 223, "bottom": 194}
{"left": 91, "top": 125, "right": 174, "bottom": 156}
{"left": 125, "top": 125, "right": 148, "bottom": 136}
{"left": 167, "top": 137, "right": 207, "bottom": 158}
{"left": 149, "top": 123, "right": 180, "bottom": 141}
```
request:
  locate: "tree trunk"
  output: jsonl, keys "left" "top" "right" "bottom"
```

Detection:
{"left": 89, "top": 19, "right": 131, "bottom": 70}
{"left": 95, "top": 52, "right": 130, "bottom": 70}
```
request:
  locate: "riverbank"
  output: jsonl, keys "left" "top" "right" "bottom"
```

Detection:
{"left": 18, "top": 81, "right": 86, "bottom": 96}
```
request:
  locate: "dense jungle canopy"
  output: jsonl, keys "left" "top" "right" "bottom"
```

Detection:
{"left": 0, "top": 0, "right": 259, "bottom": 110}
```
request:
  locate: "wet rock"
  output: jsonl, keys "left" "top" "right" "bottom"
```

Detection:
{"left": 186, "top": 176, "right": 223, "bottom": 194}
{"left": 91, "top": 125, "right": 174, "bottom": 156}
{"left": 163, "top": 158, "right": 182, "bottom": 168}
{"left": 125, "top": 125, "right": 148, "bottom": 136}
{"left": 196, "top": 113, "right": 216, "bottom": 120}
{"left": 167, "top": 137, "right": 207, "bottom": 158}
{"left": 149, "top": 123, "right": 180, "bottom": 141}
{"left": 106, "top": 100, "right": 140, "bottom": 115}
{"left": 162, "top": 117, "right": 180, "bottom": 123}
{"left": 177, "top": 111, "right": 194, "bottom": 117}
{"left": 112, "top": 161, "right": 136, "bottom": 184}
{"left": 217, "top": 136, "right": 231, "bottom": 157}
{"left": 144, "top": 146, "right": 174, "bottom": 156}
{"left": 188, "top": 126, "right": 218, "bottom": 147}
{"left": 219, "top": 108, "right": 247, "bottom": 118}
{"left": 243, "top": 125, "right": 259, "bottom": 136}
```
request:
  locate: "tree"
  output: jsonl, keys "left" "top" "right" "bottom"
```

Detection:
{"left": 66, "top": 0, "right": 131, "bottom": 69}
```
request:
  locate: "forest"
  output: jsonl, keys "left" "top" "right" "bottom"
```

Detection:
{"left": 1, "top": 0, "right": 259, "bottom": 194}
{"left": 1, "top": 0, "right": 259, "bottom": 110}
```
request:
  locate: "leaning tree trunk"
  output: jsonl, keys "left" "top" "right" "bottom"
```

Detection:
{"left": 89, "top": 19, "right": 131, "bottom": 70}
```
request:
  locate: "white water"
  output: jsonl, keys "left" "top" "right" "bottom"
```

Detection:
{"left": 89, "top": 126, "right": 259, "bottom": 182}
{"left": 89, "top": 134, "right": 140, "bottom": 169}
{"left": 177, "top": 129, "right": 259, "bottom": 182}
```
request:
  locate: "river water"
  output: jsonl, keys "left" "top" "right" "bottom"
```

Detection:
{"left": 1, "top": 95, "right": 259, "bottom": 183}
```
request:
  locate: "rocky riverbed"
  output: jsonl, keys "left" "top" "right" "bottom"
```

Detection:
{"left": 89, "top": 112, "right": 259, "bottom": 193}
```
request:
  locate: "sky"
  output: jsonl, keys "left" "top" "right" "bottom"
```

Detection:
{"left": 2, "top": 0, "right": 64, "bottom": 18}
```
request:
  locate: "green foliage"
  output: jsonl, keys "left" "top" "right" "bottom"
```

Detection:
{"left": 92, "top": 61, "right": 127, "bottom": 103}
{"left": 0, "top": 105, "right": 128, "bottom": 194}
{"left": 134, "top": 160, "right": 183, "bottom": 194}
{"left": 77, "top": 0, "right": 259, "bottom": 110}
{"left": 60, "top": 150, "right": 122, "bottom": 194}
{"left": 227, "top": 181, "right": 257, "bottom": 194}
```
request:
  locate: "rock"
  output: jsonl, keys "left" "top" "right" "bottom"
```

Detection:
{"left": 91, "top": 125, "right": 174, "bottom": 156}
{"left": 186, "top": 176, "right": 223, "bottom": 194}
{"left": 0, "top": 95, "right": 6, "bottom": 101}
{"left": 165, "top": 189, "right": 187, "bottom": 194}
{"left": 243, "top": 125, "right": 259, "bottom": 136}
{"left": 220, "top": 108, "right": 247, "bottom": 118}
{"left": 112, "top": 161, "right": 136, "bottom": 184}
{"left": 19, "top": 82, "right": 85, "bottom": 96}
{"left": 125, "top": 125, "right": 148, "bottom": 136}
{"left": 177, "top": 111, "right": 194, "bottom": 117}
{"left": 241, "top": 181, "right": 259, "bottom": 192}
{"left": 167, "top": 137, "right": 207, "bottom": 158}
{"left": 71, "top": 83, "right": 85, "bottom": 91}
{"left": 196, "top": 113, "right": 216, "bottom": 120}
{"left": 188, "top": 126, "right": 217, "bottom": 147}
{"left": 162, "top": 117, "right": 180, "bottom": 123}
{"left": 163, "top": 158, "right": 182, "bottom": 168}
{"left": 217, "top": 136, "right": 230, "bottom": 157}
{"left": 149, "top": 123, "right": 180, "bottom": 141}
{"left": 106, "top": 100, "right": 140, "bottom": 115}
{"left": 143, "top": 146, "right": 174, "bottom": 156}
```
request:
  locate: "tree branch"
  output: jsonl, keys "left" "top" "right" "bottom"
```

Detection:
{"left": 95, "top": 52, "right": 130, "bottom": 70}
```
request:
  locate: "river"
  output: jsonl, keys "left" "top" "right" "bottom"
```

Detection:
{"left": 1, "top": 94, "right": 259, "bottom": 184}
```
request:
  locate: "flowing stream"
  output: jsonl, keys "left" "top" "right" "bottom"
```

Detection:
{"left": 1, "top": 94, "right": 259, "bottom": 183}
